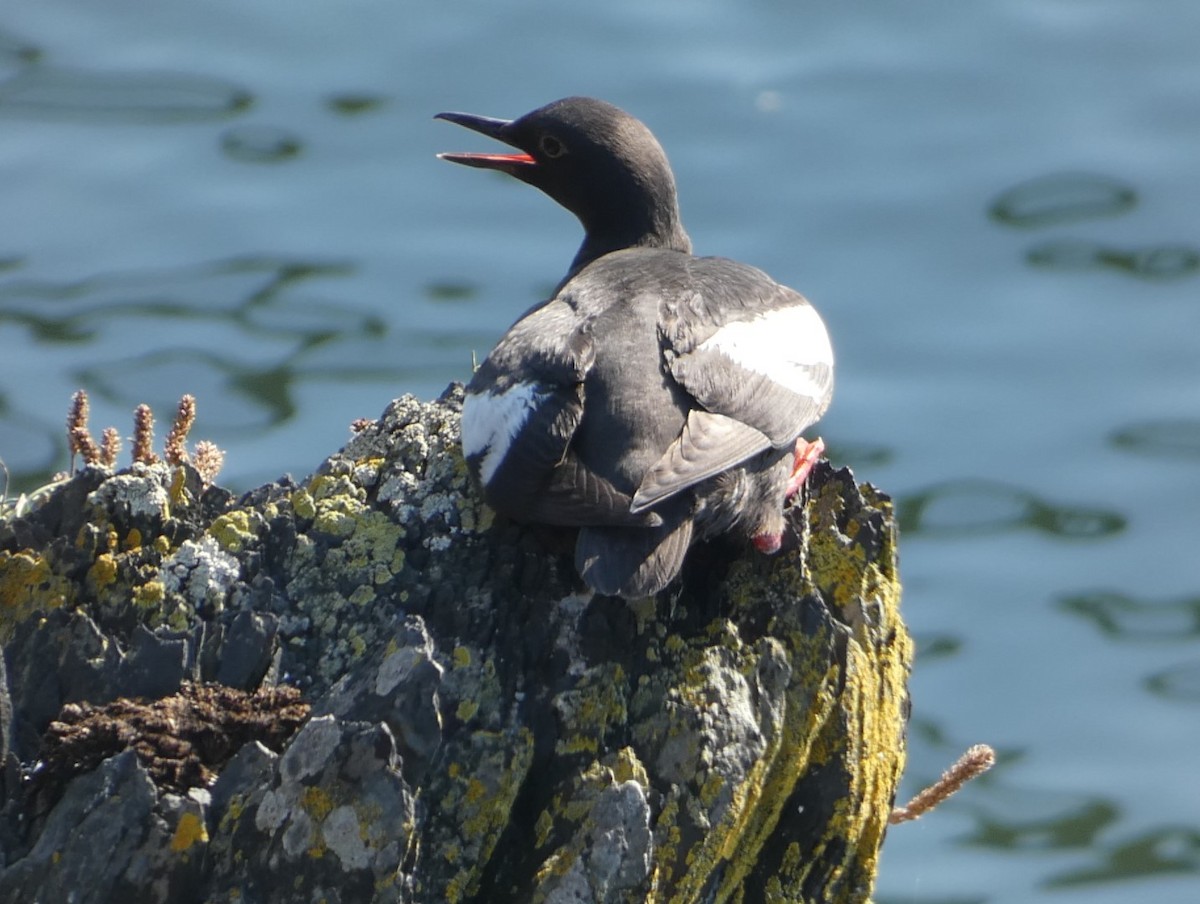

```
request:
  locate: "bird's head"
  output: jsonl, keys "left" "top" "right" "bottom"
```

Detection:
{"left": 436, "top": 96, "right": 692, "bottom": 274}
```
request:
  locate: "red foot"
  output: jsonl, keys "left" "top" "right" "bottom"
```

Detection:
{"left": 752, "top": 532, "right": 782, "bottom": 554}
{"left": 784, "top": 436, "right": 825, "bottom": 499}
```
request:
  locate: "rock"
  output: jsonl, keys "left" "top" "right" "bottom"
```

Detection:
{"left": 0, "top": 385, "right": 911, "bottom": 902}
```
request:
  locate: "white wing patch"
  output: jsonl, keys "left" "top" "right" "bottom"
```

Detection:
{"left": 461, "top": 382, "right": 547, "bottom": 486}
{"left": 699, "top": 304, "right": 833, "bottom": 397}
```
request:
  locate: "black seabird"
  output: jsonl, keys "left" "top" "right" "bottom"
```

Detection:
{"left": 437, "top": 97, "right": 833, "bottom": 598}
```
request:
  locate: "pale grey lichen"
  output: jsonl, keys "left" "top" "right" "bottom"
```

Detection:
{"left": 87, "top": 464, "right": 171, "bottom": 520}
{"left": 159, "top": 535, "right": 240, "bottom": 611}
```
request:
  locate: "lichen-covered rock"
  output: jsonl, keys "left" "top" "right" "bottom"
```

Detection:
{"left": 0, "top": 385, "right": 911, "bottom": 903}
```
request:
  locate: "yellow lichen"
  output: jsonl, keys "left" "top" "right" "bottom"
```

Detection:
{"left": 169, "top": 466, "right": 191, "bottom": 508}
{"left": 170, "top": 810, "right": 209, "bottom": 852}
{"left": 534, "top": 809, "right": 555, "bottom": 848}
{"left": 456, "top": 699, "right": 479, "bottom": 722}
{"left": 291, "top": 487, "right": 316, "bottom": 520}
{"left": 133, "top": 581, "right": 165, "bottom": 608}
{"left": 0, "top": 550, "right": 72, "bottom": 638}
{"left": 87, "top": 553, "right": 119, "bottom": 592}
{"left": 301, "top": 786, "right": 335, "bottom": 823}
{"left": 209, "top": 510, "right": 261, "bottom": 553}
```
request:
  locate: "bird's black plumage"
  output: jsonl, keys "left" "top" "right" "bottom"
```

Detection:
{"left": 438, "top": 97, "right": 834, "bottom": 597}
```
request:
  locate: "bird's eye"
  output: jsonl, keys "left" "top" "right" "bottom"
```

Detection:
{"left": 539, "top": 134, "right": 566, "bottom": 158}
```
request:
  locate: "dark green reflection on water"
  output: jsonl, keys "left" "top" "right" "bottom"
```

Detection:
{"left": 1145, "top": 662, "right": 1200, "bottom": 703}
{"left": 424, "top": 281, "right": 480, "bottom": 303}
{"left": 1045, "top": 827, "right": 1200, "bottom": 888}
{"left": 325, "top": 93, "right": 387, "bottom": 116}
{"left": 0, "top": 256, "right": 356, "bottom": 343}
{"left": 1111, "top": 419, "right": 1200, "bottom": 460}
{"left": 0, "top": 65, "right": 251, "bottom": 123}
{"left": 990, "top": 171, "right": 1199, "bottom": 283}
{"left": 1027, "top": 239, "right": 1200, "bottom": 280}
{"left": 912, "top": 633, "right": 962, "bottom": 662}
{"left": 0, "top": 28, "right": 41, "bottom": 65}
{"left": 1060, "top": 590, "right": 1200, "bottom": 641}
{"left": 963, "top": 791, "right": 1119, "bottom": 851}
{"left": 989, "top": 173, "right": 1137, "bottom": 228}
{"left": 0, "top": 256, "right": 397, "bottom": 491}
{"left": 220, "top": 125, "right": 303, "bottom": 164}
{"left": 897, "top": 480, "right": 1126, "bottom": 539}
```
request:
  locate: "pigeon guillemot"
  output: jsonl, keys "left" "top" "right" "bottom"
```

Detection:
{"left": 437, "top": 97, "right": 833, "bottom": 598}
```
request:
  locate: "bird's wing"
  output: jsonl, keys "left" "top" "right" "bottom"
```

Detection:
{"left": 634, "top": 259, "right": 834, "bottom": 509}
{"left": 463, "top": 298, "right": 658, "bottom": 526}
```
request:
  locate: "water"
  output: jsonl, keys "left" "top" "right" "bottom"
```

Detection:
{"left": 2, "top": 2, "right": 1199, "bottom": 901}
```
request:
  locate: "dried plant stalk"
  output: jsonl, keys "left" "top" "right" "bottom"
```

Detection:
{"left": 890, "top": 744, "right": 996, "bottom": 825}
{"left": 132, "top": 404, "right": 158, "bottom": 465}
{"left": 99, "top": 427, "right": 122, "bottom": 468}
{"left": 66, "top": 390, "right": 101, "bottom": 467}
{"left": 192, "top": 440, "right": 225, "bottom": 485}
{"left": 164, "top": 394, "right": 197, "bottom": 466}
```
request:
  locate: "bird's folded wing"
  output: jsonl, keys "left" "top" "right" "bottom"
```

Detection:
{"left": 666, "top": 294, "right": 834, "bottom": 446}
{"left": 527, "top": 452, "right": 662, "bottom": 527}
{"left": 631, "top": 410, "right": 769, "bottom": 513}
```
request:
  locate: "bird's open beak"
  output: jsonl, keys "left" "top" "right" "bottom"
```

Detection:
{"left": 435, "top": 111, "right": 536, "bottom": 173}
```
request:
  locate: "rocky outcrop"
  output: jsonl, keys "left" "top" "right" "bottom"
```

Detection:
{"left": 0, "top": 385, "right": 911, "bottom": 903}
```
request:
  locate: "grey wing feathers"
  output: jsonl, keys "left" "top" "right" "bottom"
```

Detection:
{"left": 630, "top": 411, "right": 770, "bottom": 513}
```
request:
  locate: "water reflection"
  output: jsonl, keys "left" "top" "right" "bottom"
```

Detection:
{"left": 424, "top": 281, "right": 480, "bottom": 302}
{"left": 827, "top": 440, "right": 894, "bottom": 471}
{"left": 1059, "top": 590, "right": 1200, "bottom": 641}
{"left": 0, "top": 29, "right": 41, "bottom": 67}
{"left": 325, "top": 94, "right": 387, "bottom": 116}
{"left": 220, "top": 125, "right": 303, "bottom": 163}
{"left": 913, "top": 633, "right": 963, "bottom": 662}
{"left": 897, "top": 480, "right": 1126, "bottom": 539}
{"left": 1110, "top": 419, "right": 1200, "bottom": 459}
{"left": 1145, "top": 662, "right": 1200, "bottom": 703}
{"left": 1045, "top": 826, "right": 1200, "bottom": 888}
{"left": 1027, "top": 239, "right": 1200, "bottom": 280}
{"left": 0, "top": 257, "right": 356, "bottom": 343}
{"left": 989, "top": 173, "right": 1137, "bottom": 228}
{"left": 75, "top": 349, "right": 298, "bottom": 433}
{"left": 0, "top": 65, "right": 251, "bottom": 123}
{"left": 0, "top": 256, "right": 391, "bottom": 490}
{"left": 962, "top": 786, "right": 1119, "bottom": 850}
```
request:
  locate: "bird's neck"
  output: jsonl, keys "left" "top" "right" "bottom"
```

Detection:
{"left": 567, "top": 210, "right": 692, "bottom": 280}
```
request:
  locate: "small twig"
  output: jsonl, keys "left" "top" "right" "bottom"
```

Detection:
{"left": 132, "top": 404, "right": 158, "bottom": 465}
{"left": 164, "top": 395, "right": 197, "bottom": 466}
{"left": 889, "top": 744, "right": 995, "bottom": 825}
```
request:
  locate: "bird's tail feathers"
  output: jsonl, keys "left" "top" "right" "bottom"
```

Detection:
{"left": 575, "top": 501, "right": 693, "bottom": 598}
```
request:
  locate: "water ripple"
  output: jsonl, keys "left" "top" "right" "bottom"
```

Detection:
{"left": 1027, "top": 239, "right": 1199, "bottom": 280}
{"left": 897, "top": 480, "right": 1126, "bottom": 539}
{"left": 1059, "top": 590, "right": 1200, "bottom": 641}
{"left": 1110, "top": 419, "right": 1200, "bottom": 459}
{"left": 0, "top": 65, "right": 251, "bottom": 123}
{"left": 990, "top": 173, "right": 1137, "bottom": 228}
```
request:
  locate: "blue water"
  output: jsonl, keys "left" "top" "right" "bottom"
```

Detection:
{"left": 3, "top": 2, "right": 1200, "bottom": 901}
